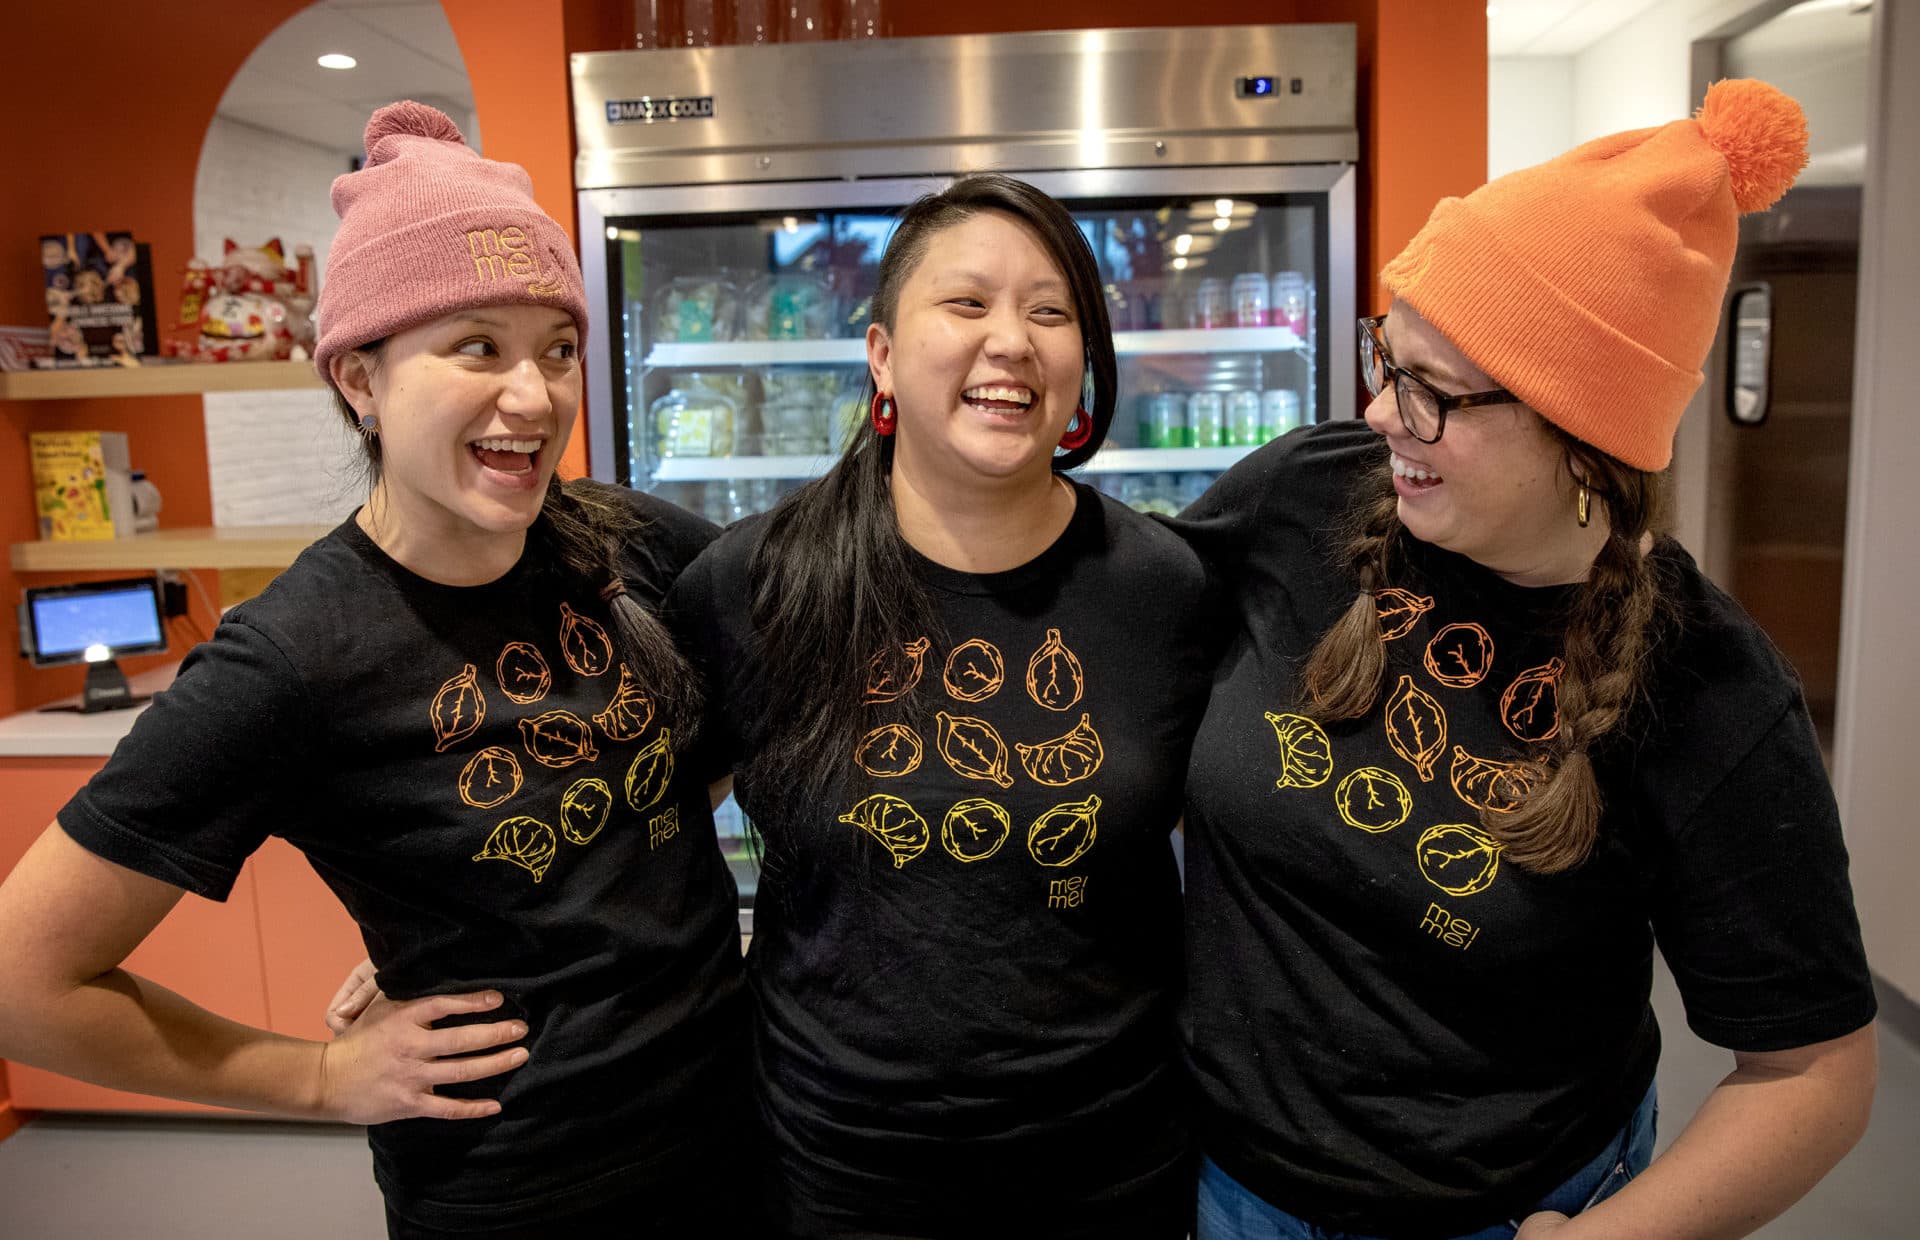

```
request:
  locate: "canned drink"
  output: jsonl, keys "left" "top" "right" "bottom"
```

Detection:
{"left": 1192, "top": 278, "right": 1228, "bottom": 330}
{"left": 1228, "top": 390, "right": 1263, "bottom": 446}
{"left": 1268, "top": 272, "right": 1310, "bottom": 335}
{"left": 1143, "top": 392, "right": 1189, "bottom": 448}
{"left": 1189, "top": 391, "right": 1227, "bottom": 447}
{"left": 1230, "top": 273, "right": 1269, "bottom": 329}
{"left": 1260, "top": 389, "right": 1303, "bottom": 441}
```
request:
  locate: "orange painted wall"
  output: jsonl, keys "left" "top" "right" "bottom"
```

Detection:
{"left": 0, "top": 4, "right": 311, "bottom": 715}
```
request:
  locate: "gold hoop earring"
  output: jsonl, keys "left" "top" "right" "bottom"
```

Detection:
{"left": 1576, "top": 483, "right": 1592, "bottom": 529}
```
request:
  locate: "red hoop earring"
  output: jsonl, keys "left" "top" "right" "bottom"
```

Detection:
{"left": 1058, "top": 406, "right": 1093, "bottom": 451}
{"left": 870, "top": 391, "right": 897, "bottom": 437}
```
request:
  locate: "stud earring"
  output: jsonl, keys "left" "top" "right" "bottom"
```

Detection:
{"left": 358, "top": 413, "right": 379, "bottom": 436}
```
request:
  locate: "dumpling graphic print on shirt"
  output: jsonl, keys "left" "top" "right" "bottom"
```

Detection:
{"left": 430, "top": 664, "right": 486, "bottom": 752}
{"left": 855, "top": 722, "right": 924, "bottom": 778}
{"left": 494, "top": 641, "right": 553, "bottom": 705}
{"left": 1025, "top": 628, "right": 1085, "bottom": 711}
{"left": 936, "top": 711, "right": 1015, "bottom": 790}
{"left": 458, "top": 746, "right": 524, "bottom": 809}
{"left": 943, "top": 638, "right": 1006, "bottom": 702}
{"left": 941, "top": 797, "right": 1012, "bottom": 863}
{"left": 474, "top": 816, "right": 559, "bottom": 883}
{"left": 1385, "top": 675, "right": 1447, "bottom": 781}
{"left": 1265, "top": 712, "right": 1334, "bottom": 790}
{"left": 840, "top": 793, "right": 932, "bottom": 869}
{"left": 557, "top": 602, "right": 614, "bottom": 677}
{"left": 1500, "top": 658, "right": 1564, "bottom": 742}
{"left": 1423, "top": 623, "right": 1495, "bottom": 688}
{"left": 863, "top": 637, "right": 932, "bottom": 704}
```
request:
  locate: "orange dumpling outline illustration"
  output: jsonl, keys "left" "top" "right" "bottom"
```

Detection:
{"left": 943, "top": 637, "right": 1006, "bottom": 703}
{"left": 518, "top": 709, "right": 600, "bottom": 769}
{"left": 593, "top": 663, "right": 656, "bottom": 742}
{"left": 1025, "top": 628, "right": 1086, "bottom": 711}
{"left": 1422, "top": 622, "right": 1495, "bottom": 689}
{"left": 1375, "top": 588, "right": 1435, "bottom": 641}
{"left": 1014, "top": 713, "right": 1105, "bottom": 786}
{"left": 558, "top": 602, "right": 614, "bottom": 677}
{"left": 1448, "top": 745, "right": 1535, "bottom": 815}
{"left": 1385, "top": 675, "right": 1447, "bottom": 782}
{"left": 1500, "top": 658, "right": 1564, "bottom": 743}
{"left": 935, "top": 710, "right": 1016, "bottom": 789}
{"left": 457, "top": 746, "right": 524, "bottom": 810}
{"left": 854, "top": 722, "right": 924, "bottom": 778}
{"left": 430, "top": 664, "right": 486, "bottom": 753}
{"left": 863, "top": 636, "right": 932, "bottom": 704}
{"left": 494, "top": 641, "right": 553, "bottom": 705}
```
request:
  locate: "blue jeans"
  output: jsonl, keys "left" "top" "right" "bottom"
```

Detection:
{"left": 1196, "top": 1084, "right": 1658, "bottom": 1240}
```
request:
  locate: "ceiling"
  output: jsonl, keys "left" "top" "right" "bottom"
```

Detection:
{"left": 1486, "top": 0, "right": 1667, "bottom": 57}
{"left": 214, "top": 0, "right": 475, "bottom": 158}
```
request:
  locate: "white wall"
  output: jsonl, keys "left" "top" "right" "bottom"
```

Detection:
{"left": 1834, "top": 0, "right": 1920, "bottom": 1004}
{"left": 192, "top": 116, "right": 361, "bottom": 528}
{"left": 1488, "top": 57, "right": 1574, "bottom": 179}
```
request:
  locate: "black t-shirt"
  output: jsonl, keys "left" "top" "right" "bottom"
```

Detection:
{"left": 1169, "top": 420, "right": 1877, "bottom": 1238}
{"left": 60, "top": 485, "right": 748, "bottom": 1230}
{"left": 667, "top": 483, "right": 1214, "bottom": 1238}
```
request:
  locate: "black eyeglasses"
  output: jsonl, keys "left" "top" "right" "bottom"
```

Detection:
{"left": 1357, "top": 315, "right": 1518, "bottom": 443}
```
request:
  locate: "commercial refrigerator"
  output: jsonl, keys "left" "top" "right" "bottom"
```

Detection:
{"left": 571, "top": 24, "right": 1358, "bottom": 904}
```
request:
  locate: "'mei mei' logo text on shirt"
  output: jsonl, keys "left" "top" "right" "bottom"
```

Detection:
{"left": 1048, "top": 875, "right": 1088, "bottom": 910}
{"left": 466, "top": 227, "right": 569, "bottom": 297}
{"left": 605, "top": 96, "right": 715, "bottom": 124}
{"left": 1420, "top": 901, "right": 1481, "bottom": 950}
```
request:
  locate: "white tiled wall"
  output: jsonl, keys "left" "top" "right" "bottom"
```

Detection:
{"left": 193, "top": 115, "right": 362, "bottom": 528}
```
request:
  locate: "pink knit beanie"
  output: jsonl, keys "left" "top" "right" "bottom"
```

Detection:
{"left": 314, "top": 101, "right": 587, "bottom": 375}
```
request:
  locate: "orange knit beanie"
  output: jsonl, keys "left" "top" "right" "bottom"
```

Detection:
{"left": 1380, "top": 79, "right": 1809, "bottom": 471}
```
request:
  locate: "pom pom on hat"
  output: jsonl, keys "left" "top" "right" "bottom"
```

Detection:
{"left": 362, "top": 100, "right": 466, "bottom": 167}
{"left": 1697, "top": 78, "right": 1809, "bottom": 213}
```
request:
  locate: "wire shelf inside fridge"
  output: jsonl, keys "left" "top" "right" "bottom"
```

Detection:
{"left": 650, "top": 445, "right": 1260, "bottom": 483}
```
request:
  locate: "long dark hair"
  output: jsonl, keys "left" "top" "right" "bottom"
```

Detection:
{"left": 745, "top": 173, "right": 1117, "bottom": 830}
{"left": 1301, "top": 426, "right": 1668, "bottom": 874}
{"left": 328, "top": 349, "right": 700, "bottom": 742}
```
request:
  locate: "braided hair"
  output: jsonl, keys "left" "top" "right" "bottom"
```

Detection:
{"left": 1302, "top": 427, "right": 1667, "bottom": 873}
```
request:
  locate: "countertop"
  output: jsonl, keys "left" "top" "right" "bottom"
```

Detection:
{"left": 0, "top": 664, "right": 177, "bottom": 757}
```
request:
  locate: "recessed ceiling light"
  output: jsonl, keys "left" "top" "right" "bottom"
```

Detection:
{"left": 317, "top": 53, "right": 357, "bottom": 70}
{"left": 1172, "top": 256, "right": 1190, "bottom": 271}
{"left": 1174, "top": 233, "right": 1194, "bottom": 255}
{"left": 1214, "top": 198, "right": 1235, "bottom": 217}
{"left": 1212, "top": 217, "right": 1232, "bottom": 231}
{"left": 606, "top": 226, "right": 620, "bottom": 241}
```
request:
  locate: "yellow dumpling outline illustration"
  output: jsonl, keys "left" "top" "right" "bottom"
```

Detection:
{"left": 1385, "top": 674, "right": 1448, "bottom": 782}
{"left": 457, "top": 745, "right": 524, "bottom": 810}
{"left": 1416, "top": 822, "right": 1503, "bottom": 897}
{"left": 592, "top": 663, "right": 656, "bottom": 742}
{"left": 1375, "top": 588, "right": 1435, "bottom": 641}
{"left": 624, "top": 728, "right": 674, "bottom": 811}
{"left": 943, "top": 637, "right": 1006, "bottom": 703}
{"left": 430, "top": 664, "right": 486, "bottom": 753}
{"left": 518, "top": 709, "right": 601, "bottom": 769}
{"left": 1027, "top": 795, "right": 1101, "bottom": 868}
{"left": 839, "top": 793, "right": 931, "bottom": 869}
{"left": 494, "top": 641, "right": 552, "bottom": 705}
{"left": 559, "top": 776, "right": 615, "bottom": 845}
{"left": 1014, "top": 713, "right": 1105, "bottom": 786}
{"left": 1500, "top": 657, "right": 1564, "bottom": 743}
{"left": 1264, "top": 711, "right": 1334, "bottom": 790}
{"left": 1422, "top": 622, "right": 1495, "bottom": 689}
{"left": 558, "top": 601, "right": 614, "bottom": 677}
{"left": 935, "top": 710, "right": 1015, "bottom": 789}
{"left": 854, "top": 722, "right": 923, "bottom": 778}
{"left": 941, "top": 797, "right": 1012, "bottom": 863}
{"left": 863, "top": 636, "right": 932, "bottom": 705}
{"left": 1025, "top": 628, "right": 1086, "bottom": 711}
{"left": 1334, "top": 766, "right": 1413, "bottom": 833}
{"left": 1449, "top": 745, "right": 1535, "bottom": 815}
{"left": 473, "top": 816, "right": 559, "bottom": 883}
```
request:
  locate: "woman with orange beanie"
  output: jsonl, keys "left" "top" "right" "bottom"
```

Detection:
{"left": 1174, "top": 80, "right": 1878, "bottom": 1238}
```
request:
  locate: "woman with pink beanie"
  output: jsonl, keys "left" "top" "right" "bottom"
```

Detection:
{"left": 1174, "top": 80, "right": 1878, "bottom": 1238}
{"left": 0, "top": 103, "right": 749, "bottom": 1237}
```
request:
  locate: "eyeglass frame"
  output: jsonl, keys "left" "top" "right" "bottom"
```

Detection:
{"left": 1357, "top": 314, "right": 1520, "bottom": 443}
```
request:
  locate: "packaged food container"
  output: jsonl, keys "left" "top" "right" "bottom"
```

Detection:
{"left": 652, "top": 275, "right": 740, "bottom": 343}
{"left": 651, "top": 386, "right": 737, "bottom": 458}
{"left": 745, "top": 273, "right": 835, "bottom": 340}
{"left": 1142, "top": 392, "right": 1189, "bottom": 448}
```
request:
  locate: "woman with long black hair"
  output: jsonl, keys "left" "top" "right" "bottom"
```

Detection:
{"left": 666, "top": 173, "right": 1212, "bottom": 1238}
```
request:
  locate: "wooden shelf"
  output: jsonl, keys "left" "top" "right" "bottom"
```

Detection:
{"left": 11, "top": 525, "right": 330, "bottom": 573}
{"left": 0, "top": 360, "right": 323, "bottom": 401}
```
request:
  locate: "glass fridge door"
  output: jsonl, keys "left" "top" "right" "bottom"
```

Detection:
{"left": 578, "top": 166, "right": 1353, "bottom": 906}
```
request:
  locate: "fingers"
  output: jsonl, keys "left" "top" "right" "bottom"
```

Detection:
{"left": 422, "top": 1044, "right": 531, "bottom": 1087}
{"left": 325, "top": 975, "right": 382, "bottom": 1037}
{"left": 408, "top": 989, "right": 505, "bottom": 1026}
{"left": 324, "top": 958, "right": 376, "bottom": 1012}
{"left": 412, "top": 1094, "right": 506, "bottom": 1121}
{"left": 424, "top": 1018, "right": 529, "bottom": 1059}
